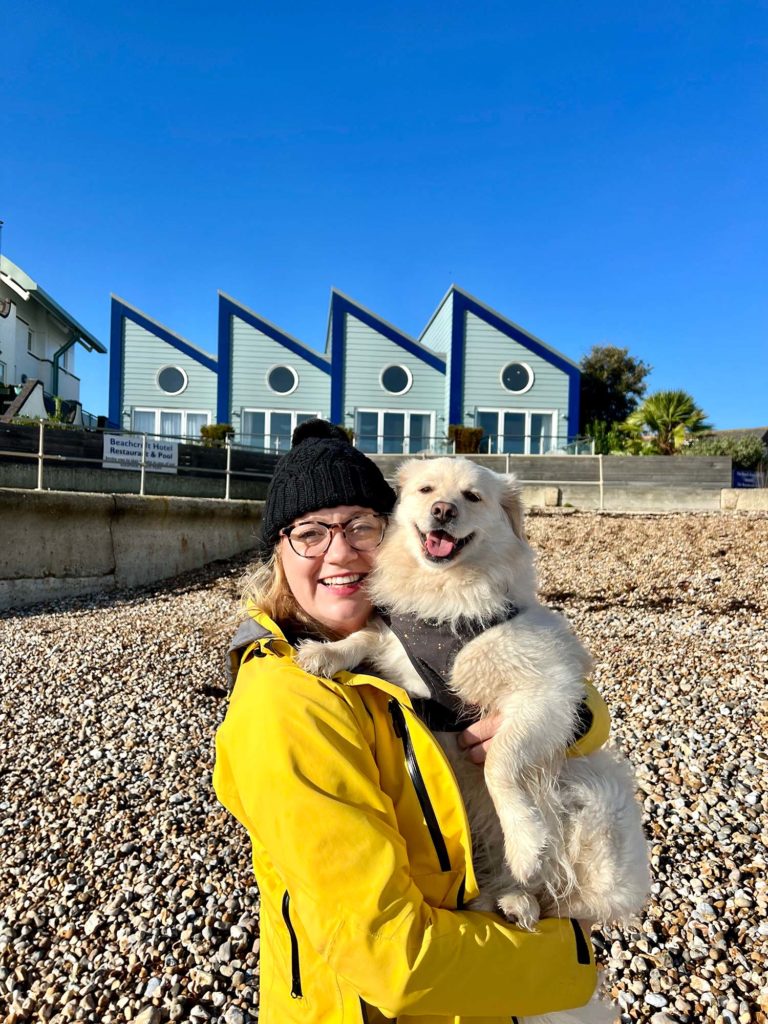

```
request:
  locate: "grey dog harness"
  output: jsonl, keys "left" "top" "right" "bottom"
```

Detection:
{"left": 377, "top": 604, "right": 521, "bottom": 732}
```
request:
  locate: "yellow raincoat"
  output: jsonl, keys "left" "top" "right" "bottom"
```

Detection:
{"left": 213, "top": 611, "right": 609, "bottom": 1024}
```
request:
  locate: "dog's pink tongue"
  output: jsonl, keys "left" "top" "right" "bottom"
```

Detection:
{"left": 426, "top": 531, "right": 456, "bottom": 558}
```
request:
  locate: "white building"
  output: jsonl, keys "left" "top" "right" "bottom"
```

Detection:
{"left": 0, "top": 255, "right": 106, "bottom": 415}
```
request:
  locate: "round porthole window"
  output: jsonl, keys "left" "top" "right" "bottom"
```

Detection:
{"left": 267, "top": 365, "right": 298, "bottom": 395}
{"left": 501, "top": 362, "right": 533, "bottom": 394}
{"left": 380, "top": 364, "right": 412, "bottom": 395}
{"left": 157, "top": 366, "right": 187, "bottom": 395}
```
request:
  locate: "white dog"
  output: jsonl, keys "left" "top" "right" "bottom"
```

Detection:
{"left": 298, "top": 458, "right": 649, "bottom": 1024}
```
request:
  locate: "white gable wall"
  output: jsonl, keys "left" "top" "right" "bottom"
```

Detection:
{"left": 462, "top": 311, "right": 570, "bottom": 442}
{"left": 343, "top": 314, "right": 445, "bottom": 439}
{"left": 419, "top": 294, "right": 453, "bottom": 427}
{"left": 229, "top": 318, "right": 330, "bottom": 439}
{"left": 122, "top": 320, "right": 217, "bottom": 431}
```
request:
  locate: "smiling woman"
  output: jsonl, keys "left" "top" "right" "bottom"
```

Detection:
{"left": 213, "top": 419, "right": 602, "bottom": 1024}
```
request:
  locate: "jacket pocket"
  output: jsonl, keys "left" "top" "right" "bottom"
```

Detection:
{"left": 281, "top": 890, "right": 303, "bottom": 999}
{"left": 388, "top": 698, "right": 452, "bottom": 873}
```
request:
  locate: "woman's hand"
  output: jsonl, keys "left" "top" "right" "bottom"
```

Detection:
{"left": 457, "top": 713, "right": 503, "bottom": 764}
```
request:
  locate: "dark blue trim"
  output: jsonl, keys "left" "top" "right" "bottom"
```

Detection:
{"left": 111, "top": 297, "right": 217, "bottom": 373}
{"left": 448, "top": 294, "right": 464, "bottom": 425}
{"left": 451, "top": 290, "right": 582, "bottom": 441}
{"left": 568, "top": 374, "right": 581, "bottom": 440}
{"left": 109, "top": 297, "right": 217, "bottom": 429}
{"left": 333, "top": 293, "right": 446, "bottom": 371}
{"left": 219, "top": 294, "right": 331, "bottom": 426}
{"left": 330, "top": 295, "right": 346, "bottom": 424}
{"left": 219, "top": 295, "right": 331, "bottom": 374}
{"left": 108, "top": 298, "right": 124, "bottom": 427}
{"left": 329, "top": 292, "right": 446, "bottom": 427}
{"left": 217, "top": 296, "right": 233, "bottom": 425}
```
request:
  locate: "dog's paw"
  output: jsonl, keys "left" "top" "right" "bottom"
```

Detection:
{"left": 295, "top": 640, "right": 343, "bottom": 678}
{"left": 503, "top": 824, "right": 547, "bottom": 884}
{"left": 497, "top": 891, "right": 541, "bottom": 930}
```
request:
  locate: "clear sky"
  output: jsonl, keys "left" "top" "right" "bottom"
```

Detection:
{"left": 2, "top": 1, "right": 766, "bottom": 428}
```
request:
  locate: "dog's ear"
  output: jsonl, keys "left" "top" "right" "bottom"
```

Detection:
{"left": 500, "top": 474, "right": 526, "bottom": 540}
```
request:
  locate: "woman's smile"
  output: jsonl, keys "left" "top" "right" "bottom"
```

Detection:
{"left": 280, "top": 505, "right": 378, "bottom": 635}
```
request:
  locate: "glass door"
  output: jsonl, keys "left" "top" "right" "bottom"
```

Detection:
{"left": 270, "top": 412, "right": 293, "bottom": 452}
{"left": 502, "top": 412, "right": 526, "bottom": 454}
{"left": 477, "top": 410, "right": 499, "bottom": 453}
{"left": 382, "top": 412, "right": 405, "bottom": 453}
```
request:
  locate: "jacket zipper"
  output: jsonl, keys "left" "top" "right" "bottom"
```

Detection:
{"left": 388, "top": 698, "right": 451, "bottom": 872}
{"left": 570, "top": 918, "right": 591, "bottom": 965}
{"left": 281, "top": 890, "right": 303, "bottom": 998}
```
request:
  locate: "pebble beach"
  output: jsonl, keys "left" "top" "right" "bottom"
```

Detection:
{"left": 1, "top": 510, "right": 767, "bottom": 1024}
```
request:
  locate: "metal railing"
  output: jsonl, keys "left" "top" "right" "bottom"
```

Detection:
{"left": 478, "top": 434, "right": 595, "bottom": 456}
{"left": 236, "top": 432, "right": 457, "bottom": 455}
{"left": 0, "top": 420, "right": 274, "bottom": 500}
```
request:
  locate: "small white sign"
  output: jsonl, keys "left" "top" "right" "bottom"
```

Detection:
{"left": 102, "top": 433, "right": 178, "bottom": 474}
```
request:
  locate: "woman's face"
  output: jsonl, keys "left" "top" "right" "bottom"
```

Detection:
{"left": 279, "top": 505, "right": 379, "bottom": 636}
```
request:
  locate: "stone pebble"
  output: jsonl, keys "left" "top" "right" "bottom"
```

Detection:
{"left": 0, "top": 509, "right": 766, "bottom": 1023}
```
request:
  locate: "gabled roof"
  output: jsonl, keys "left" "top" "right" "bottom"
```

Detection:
{"left": 1, "top": 256, "right": 106, "bottom": 353}
{"left": 327, "top": 290, "right": 446, "bottom": 424}
{"left": 109, "top": 295, "right": 217, "bottom": 426}
{"left": 328, "top": 289, "right": 446, "bottom": 371}
{"left": 216, "top": 292, "right": 331, "bottom": 424}
{"left": 111, "top": 295, "right": 217, "bottom": 369}
{"left": 448, "top": 284, "right": 580, "bottom": 372}
{"left": 219, "top": 291, "right": 331, "bottom": 372}
{"left": 437, "top": 285, "right": 581, "bottom": 428}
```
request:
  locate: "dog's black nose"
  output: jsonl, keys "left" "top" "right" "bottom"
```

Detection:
{"left": 431, "top": 501, "right": 458, "bottom": 523}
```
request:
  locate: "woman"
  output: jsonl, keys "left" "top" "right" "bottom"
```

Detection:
{"left": 213, "top": 421, "right": 609, "bottom": 1024}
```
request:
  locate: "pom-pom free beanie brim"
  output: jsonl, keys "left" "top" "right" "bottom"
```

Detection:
{"left": 260, "top": 420, "right": 396, "bottom": 550}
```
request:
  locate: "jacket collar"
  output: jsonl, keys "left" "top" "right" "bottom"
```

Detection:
{"left": 231, "top": 609, "right": 416, "bottom": 709}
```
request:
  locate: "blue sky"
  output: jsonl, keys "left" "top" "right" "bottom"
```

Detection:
{"left": 2, "top": 1, "right": 766, "bottom": 428}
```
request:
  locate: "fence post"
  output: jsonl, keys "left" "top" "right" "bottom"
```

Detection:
{"left": 225, "top": 437, "right": 232, "bottom": 500}
{"left": 505, "top": 453, "right": 510, "bottom": 474}
{"left": 598, "top": 454, "right": 604, "bottom": 511}
{"left": 36, "top": 419, "right": 45, "bottom": 491}
{"left": 139, "top": 434, "right": 147, "bottom": 497}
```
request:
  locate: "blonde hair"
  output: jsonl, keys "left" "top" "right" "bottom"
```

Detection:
{"left": 239, "top": 545, "right": 341, "bottom": 640}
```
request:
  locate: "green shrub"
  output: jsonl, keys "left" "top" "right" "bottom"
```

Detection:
{"left": 448, "top": 425, "right": 484, "bottom": 453}
{"left": 200, "top": 423, "right": 235, "bottom": 447}
{"left": 682, "top": 434, "right": 767, "bottom": 469}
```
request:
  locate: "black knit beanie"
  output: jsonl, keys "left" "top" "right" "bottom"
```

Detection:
{"left": 260, "top": 420, "right": 396, "bottom": 552}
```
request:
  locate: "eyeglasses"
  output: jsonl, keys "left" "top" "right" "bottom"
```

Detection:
{"left": 281, "top": 513, "right": 388, "bottom": 558}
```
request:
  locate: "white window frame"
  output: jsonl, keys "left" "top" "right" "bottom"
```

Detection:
{"left": 379, "top": 364, "right": 413, "bottom": 396}
{"left": 476, "top": 408, "right": 559, "bottom": 455}
{"left": 265, "top": 364, "right": 299, "bottom": 396}
{"left": 499, "top": 361, "right": 535, "bottom": 395}
{"left": 156, "top": 365, "right": 189, "bottom": 396}
{"left": 355, "top": 408, "right": 435, "bottom": 455}
{"left": 240, "top": 408, "right": 321, "bottom": 452}
{"left": 131, "top": 407, "right": 211, "bottom": 439}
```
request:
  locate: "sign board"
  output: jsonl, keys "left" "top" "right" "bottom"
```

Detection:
{"left": 732, "top": 468, "right": 758, "bottom": 489}
{"left": 102, "top": 433, "right": 178, "bottom": 474}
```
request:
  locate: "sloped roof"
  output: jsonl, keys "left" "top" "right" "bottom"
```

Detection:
{"left": 1, "top": 256, "right": 106, "bottom": 353}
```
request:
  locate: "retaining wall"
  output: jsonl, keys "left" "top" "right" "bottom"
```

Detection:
{"left": 0, "top": 489, "right": 262, "bottom": 611}
{"left": 370, "top": 454, "right": 736, "bottom": 511}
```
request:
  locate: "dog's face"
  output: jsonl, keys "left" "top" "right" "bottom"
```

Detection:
{"left": 392, "top": 457, "right": 525, "bottom": 570}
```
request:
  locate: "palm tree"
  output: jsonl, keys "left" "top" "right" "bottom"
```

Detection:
{"left": 626, "top": 390, "right": 712, "bottom": 455}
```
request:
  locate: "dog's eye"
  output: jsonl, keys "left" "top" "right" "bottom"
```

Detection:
{"left": 462, "top": 491, "right": 482, "bottom": 503}
{"left": 418, "top": 485, "right": 434, "bottom": 494}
